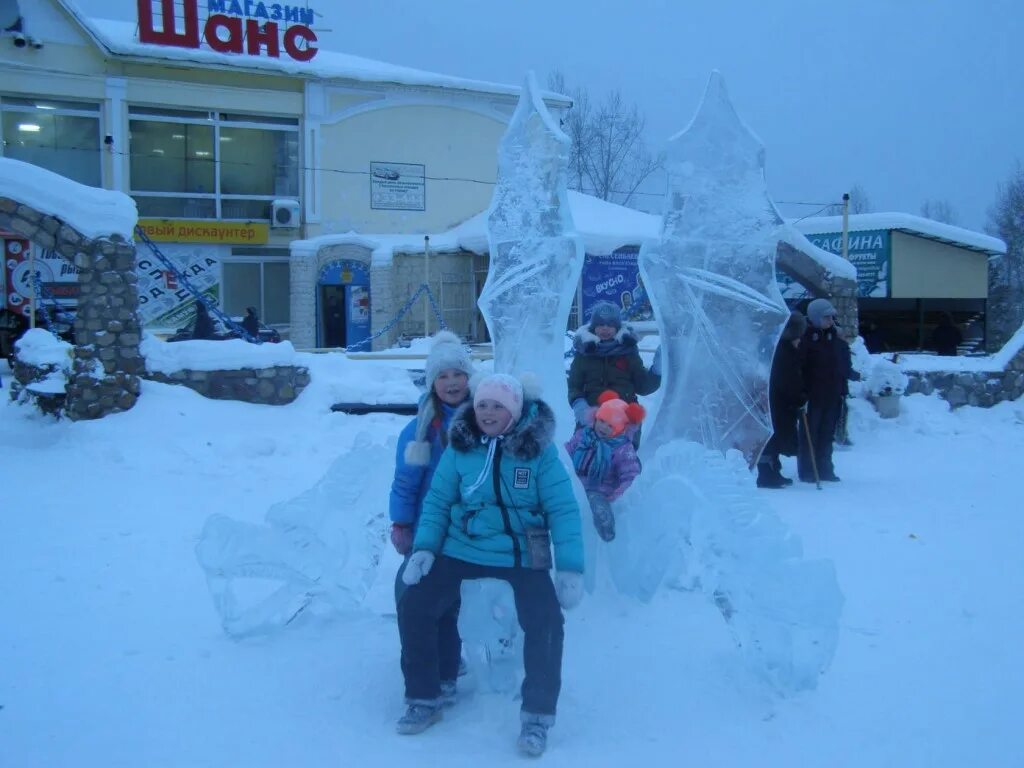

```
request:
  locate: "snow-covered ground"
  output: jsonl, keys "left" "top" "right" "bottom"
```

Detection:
{"left": 2, "top": 359, "right": 1022, "bottom": 767}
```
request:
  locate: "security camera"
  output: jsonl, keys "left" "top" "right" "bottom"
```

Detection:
{"left": 104, "top": 135, "right": 113, "bottom": 146}
{"left": 29, "top": 36, "right": 42, "bottom": 49}
{"left": 12, "top": 31, "right": 26, "bottom": 47}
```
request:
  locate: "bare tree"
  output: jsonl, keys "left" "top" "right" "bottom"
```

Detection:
{"left": 987, "top": 161, "right": 1024, "bottom": 348}
{"left": 920, "top": 199, "right": 956, "bottom": 224}
{"left": 547, "top": 71, "right": 663, "bottom": 208}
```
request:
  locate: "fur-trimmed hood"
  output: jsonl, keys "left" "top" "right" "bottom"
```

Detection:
{"left": 573, "top": 323, "right": 640, "bottom": 356}
{"left": 449, "top": 399, "right": 556, "bottom": 460}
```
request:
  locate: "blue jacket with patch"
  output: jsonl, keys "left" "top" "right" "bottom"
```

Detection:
{"left": 413, "top": 400, "right": 584, "bottom": 573}
{"left": 389, "top": 399, "right": 462, "bottom": 527}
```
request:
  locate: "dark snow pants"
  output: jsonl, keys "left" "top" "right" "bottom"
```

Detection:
{"left": 798, "top": 398, "right": 840, "bottom": 479}
{"left": 396, "top": 557, "right": 462, "bottom": 684}
{"left": 398, "top": 555, "right": 564, "bottom": 717}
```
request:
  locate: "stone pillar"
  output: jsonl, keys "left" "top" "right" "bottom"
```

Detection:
{"left": 65, "top": 236, "right": 142, "bottom": 420}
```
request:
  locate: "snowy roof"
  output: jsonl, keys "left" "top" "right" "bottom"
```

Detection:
{"left": 0, "top": 158, "right": 138, "bottom": 240}
{"left": 792, "top": 213, "right": 1006, "bottom": 256}
{"left": 54, "top": 2, "right": 569, "bottom": 104}
{"left": 292, "top": 190, "right": 857, "bottom": 283}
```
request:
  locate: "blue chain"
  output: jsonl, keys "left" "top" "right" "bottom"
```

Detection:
{"left": 343, "top": 283, "right": 447, "bottom": 352}
{"left": 134, "top": 226, "right": 261, "bottom": 344}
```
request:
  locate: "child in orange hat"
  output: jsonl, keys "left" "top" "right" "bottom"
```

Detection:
{"left": 565, "top": 390, "right": 645, "bottom": 541}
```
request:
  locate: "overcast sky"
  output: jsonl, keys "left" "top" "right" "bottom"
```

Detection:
{"left": 76, "top": 0, "right": 1023, "bottom": 230}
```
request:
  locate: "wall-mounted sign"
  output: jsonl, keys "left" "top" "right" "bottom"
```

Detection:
{"left": 138, "top": 219, "right": 269, "bottom": 245}
{"left": 370, "top": 162, "right": 426, "bottom": 211}
{"left": 4, "top": 239, "right": 81, "bottom": 318}
{"left": 136, "top": 243, "right": 224, "bottom": 328}
{"left": 777, "top": 229, "right": 891, "bottom": 299}
{"left": 137, "top": 0, "right": 319, "bottom": 62}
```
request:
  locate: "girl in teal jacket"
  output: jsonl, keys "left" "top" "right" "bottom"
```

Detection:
{"left": 396, "top": 373, "right": 584, "bottom": 758}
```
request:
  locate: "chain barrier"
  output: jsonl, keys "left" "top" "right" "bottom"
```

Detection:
{"left": 343, "top": 283, "right": 447, "bottom": 353}
{"left": 30, "top": 270, "right": 76, "bottom": 336}
{"left": 134, "top": 226, "right": 261, "bottom": 344}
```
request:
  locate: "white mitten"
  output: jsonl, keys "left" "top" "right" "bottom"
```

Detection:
{"left": 554, "top": 571, "right": 584, "bottom": 610}
{"left": 402, "top": 551, "right": 436, "bottom": 586}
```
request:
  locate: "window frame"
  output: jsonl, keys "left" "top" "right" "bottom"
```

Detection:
{"left": 0, "top": 95, "right": 104, "bottom": 187}
{"left": 127, "top": 108, "right": 300, "bottom": 221}
{"left": 221, "top": 248, "right": 291, "bottom": 327}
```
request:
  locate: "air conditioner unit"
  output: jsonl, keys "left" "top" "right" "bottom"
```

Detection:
{"left": 271, "top": 199, "right": 301, "bottom": 229}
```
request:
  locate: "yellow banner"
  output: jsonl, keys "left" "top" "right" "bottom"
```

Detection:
{"left": 137, "top": 219, "right": 269, "bottom": 245}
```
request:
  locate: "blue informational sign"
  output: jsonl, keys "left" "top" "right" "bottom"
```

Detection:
{"left": 778, "top": 230, "right": 891, "bottom": 299}
{"left": 580, "top": 246, "right": 653, "bottom": 324}
{"left": 318, "top": 259, "right": 371, "bottom": 348}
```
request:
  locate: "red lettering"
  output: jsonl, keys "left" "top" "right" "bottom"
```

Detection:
{"left": 283, "top": 24, "right": 318, "bottom": 62}
{"left": 137, "top": 0, "right": 200, "bottom": 49}
{"left": 204, "top": 14, "right": 244, "bottom": 54}
{"left": 246, "top": 19, "right": 280, "bottom": 57}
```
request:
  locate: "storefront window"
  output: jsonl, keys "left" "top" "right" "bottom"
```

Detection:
{"left": 0, "top": 98, "right": 101, "bottom": 186}
{"left": 222, "top": 250, "right": 291, "bottom": 326}
{"left": 129, "top": 120, "right": 215, "bottom": 194}
{"left": 128, "top": 109, "right": 299, "bottom": 220}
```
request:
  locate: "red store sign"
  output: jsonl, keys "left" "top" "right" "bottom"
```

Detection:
{"left": 137, "top": 0, "right": 319, "bottom": 62}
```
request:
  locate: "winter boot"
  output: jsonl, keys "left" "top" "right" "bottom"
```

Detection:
{"left": 440, "top": 680, "right": 457, "bottom": 707}
{"left": 517, "top": 717, "right": 550, "bottom": 758}
{"left": 587, "top": 491, "right": 615, "bottom": 541}
{"left": 756, "top": 462, "right": 786, "bottom": 489}
{"left": 772, "top": 456, "right": 793, "bottom": 486}
{"left": 396, "top": 701, "right": 442, "bottom": 735}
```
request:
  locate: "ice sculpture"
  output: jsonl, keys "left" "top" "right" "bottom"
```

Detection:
{"left": 195, "top": 433, "right": 390, "bottom": 638}
{"left": 639, "top": 71, "right": 788, "bottom": 464}
{"left": 480, "top": 71, "right": 584, "bottom": 436}
{"left": 607, "top": 73, "right": 843, "bottom": 692}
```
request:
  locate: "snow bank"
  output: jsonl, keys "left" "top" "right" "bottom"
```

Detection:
{"left": 0, "top": 158, "right": 137, "bottom": 241}
{"left": 141, "top": 334, "right": 299, "bottom": 374}
{"left": 792, "top": 212, "right": 1006, "bottom": 255}
{"left": 898, "top": 323, "right": 1024, "bottom": 373}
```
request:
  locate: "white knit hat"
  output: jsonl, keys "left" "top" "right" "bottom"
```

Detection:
{"left": 405, "top": 331, "right": 475, "bottom": 466}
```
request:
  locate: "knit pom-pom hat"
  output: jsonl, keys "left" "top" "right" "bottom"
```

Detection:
{"left": 594, "top": 390, "right": 646, "bottom": 437}
{"left": 405, "top": 331, "right": 474, "bottom": 466}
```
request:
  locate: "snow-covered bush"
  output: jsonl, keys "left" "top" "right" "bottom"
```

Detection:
{"left": 865, "top": 354, "right": 908, "bottom": 398}
{"left": 10, "top": 328, "right": 73, "bottom": 417}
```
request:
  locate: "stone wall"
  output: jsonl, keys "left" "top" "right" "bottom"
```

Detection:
{"left": 904, "top": 346, "right": 1024, "bottom": 408}
{"left": 0, "top": 198, "right": 142, "bottom": 420}
{"left": 143, "top": 365, "right": 310, "bottom": 405}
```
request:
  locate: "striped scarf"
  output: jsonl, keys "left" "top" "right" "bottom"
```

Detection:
{"left": 571, "top": 427, "right": 628, "bottom": 485}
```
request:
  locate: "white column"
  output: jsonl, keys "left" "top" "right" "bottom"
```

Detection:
{"left": 104, "top": 77, "right": 128, "bottom": 193}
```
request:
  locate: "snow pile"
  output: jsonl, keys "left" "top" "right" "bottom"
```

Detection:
{"left": 0, "top": 158, "right": 137, "bottom": 241}
{"left": 141, "top": 334, "right": 299, "bottom": 374}
{"left": 295, "top": 352, "right": 420, "bottom": 406}
{"left": 898, "top": 321, "right": 1024, "bottom": 374}
{"left": 14, "top": 327, "right": 73, "bottom": 369}
{"left": 863, "top": 355, "right": 908, "bottom": 397}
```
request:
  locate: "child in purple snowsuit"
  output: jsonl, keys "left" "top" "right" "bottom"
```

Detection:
{"left": 566, "top": 390, "right": 645, "bottom": 542}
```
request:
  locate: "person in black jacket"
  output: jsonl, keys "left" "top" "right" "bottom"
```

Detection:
{"left": 191, "top": 301, "right": 216, "bottom": 340}
{"left": 758, "top": 311, "right": 807, "bottom": 488}
{"left": 798, "top": 299, "right": 846, "bottom": 483}
{"left": 930, "top": 312, "right": 962, "bottom": 356}
{"left": 241, "top": 306, "right": 261, "bottom": 341}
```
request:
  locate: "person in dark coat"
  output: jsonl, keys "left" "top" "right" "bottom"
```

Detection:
{"left": 930, "top": 313, "right": 962, "bottom": 356}
{"left": 757, "top": 311, "right": 807, "bottom": 488}
{"left": 798, "top": 299, "right": 847, "bottom": 482}
{"left": 191, "top": 301, "right": 216, "bottom": 340}
{"left": 241, "top": 306, "right": 261, "bottom": 341}
{"left": 568, "top": 301, "right": 661, "bottom": 427}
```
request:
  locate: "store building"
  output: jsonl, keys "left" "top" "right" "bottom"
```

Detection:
{"left": 789, "top": 214, "right": 1006, "bottom": 353}
{"left": 1, "top": 0, "right": 568, "bottom": 347}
